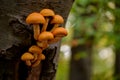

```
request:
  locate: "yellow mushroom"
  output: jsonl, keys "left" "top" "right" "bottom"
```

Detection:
{"left": 21, "top": 52, "right": 34, "bottom": 66}
{"left": 48, "top": 27, "right": 68, "bottom": 44}
{"left": 37, "top": 32, "right": 54, "bottom": 50}
{"left": 26, "top": 12, "right": 46, "bottom": 40}
{"left": 37, "top": 41, "right": 49, "bottom": 50}
{"left": 40, "top": 9, "right": 55, "bottom": 32}
{"left": 50, "top": 15, "right": 64, "bottom": 32}
{"left": 32, "top": 53, "right": 45, "bottom": 67}
{"left": 28, "top": 45, "right": 42, "bottom": 62}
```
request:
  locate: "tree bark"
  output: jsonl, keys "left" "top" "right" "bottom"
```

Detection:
{"left": 0, "top": 0, "right": 74, "bottom": 80}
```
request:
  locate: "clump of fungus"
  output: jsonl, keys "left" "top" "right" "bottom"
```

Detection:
{"left": 21, "top": 8, "right": 68, "bottom": 67}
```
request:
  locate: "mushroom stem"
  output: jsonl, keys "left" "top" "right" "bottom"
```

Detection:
{"left": 31, "top": 53, "right": 38, "bottom": 63}
{"left": 33, "top": 24, "right": 40, "bottom": 40}
{"left": 26, "top": 60, "right": 32, "bottom": 66}
{"left": 32, "top": 53, "right": 45, "bottom": 67}
{"left": 41, "top": 18, "right": 49, "bottom": 32}
{"left": 50, "top": 24, "right": 59, "bottom": 32}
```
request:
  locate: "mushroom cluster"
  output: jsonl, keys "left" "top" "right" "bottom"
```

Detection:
{"left": 21, "top": 9, "right": 68, "bottom": 67}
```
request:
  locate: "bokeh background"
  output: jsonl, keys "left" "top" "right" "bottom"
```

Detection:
{"left": 55, "top": 0, "right": 120, "bottom": 80}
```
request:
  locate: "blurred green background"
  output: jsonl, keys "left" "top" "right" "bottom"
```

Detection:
{"left": 55, "top": 0, "right": 120, "bottom": 80}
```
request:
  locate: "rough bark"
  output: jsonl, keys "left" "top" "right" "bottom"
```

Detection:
{"left": 0, "top": 0, "right": 74, "bottom": 80}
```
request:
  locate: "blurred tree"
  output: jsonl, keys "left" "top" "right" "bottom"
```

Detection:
{"left": 0, "top": 0, "right": 74, "bottom": 80}
{"left": 69, "top": 0, "right": 99, "bottom": 80}
{"left": 114, "top": 0, "right": 120, "bottom": 80}
{"left": 65, "top": 0, "right": 120, "bottom": 80}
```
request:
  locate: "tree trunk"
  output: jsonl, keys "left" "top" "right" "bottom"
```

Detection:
{"left": 69, "top": 39, "right": 93, "bottom": 80}
{"left": 0, "top": 0, "right": 74, "bottom": 80}
{"left": 69, "top": 1, "right": 97, "bottom": 80}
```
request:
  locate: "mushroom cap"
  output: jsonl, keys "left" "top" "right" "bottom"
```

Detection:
{"left": 41, "top": 54, "right": 46, "bottom": 60}
{"left": 50, "top": 15, "right": 64, "bottom": 24}
{"left": 52, "top": 27, "right": 68, "bottom": 37}
{"left": 38, "top": 32, "right": 54, "bottom": 41}
{"left": 21, "top": 52, "right": 34, "bottom": 61}
{"left": 40, "top": 9, "right": 55, "bottom": 17}
{"left": 38, "top": 54, "right": 46, "bottom": 60}
{"left": 37, "top": 41, "right": 49, "bottom": 50}
{"left": 28, "top": 45, "right": 42, "bottom": 54}
{"left": 26, "top": 12, "right": 46, "bottom": 24}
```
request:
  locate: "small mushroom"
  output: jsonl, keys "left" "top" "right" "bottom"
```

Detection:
{"left": 37, "top": 41, "right": 49, "bottom": 50}
{"left": 48, "top": 27, "right": 68, "bottom": 44}
{"left": 38, "top": 32, "right": 54, "bottom": 41}
{"left": 28, "top": 45, "right": 42, "bottom": 62}
{"left": 32, "top": 53, "right": 45, "bottom": 67}
{"left": 32, "top": 60, "right": 41, "bottom": 67}
{"left": 21, "top": 52, "right": 34, "bottom": 66}
{"left": 38, "top": 53, "right": 46, "bottom": 60}
{"left": 26, "top": 12, "right": 46, "bottom": 40}
{"left": 37, "top": 32, "right": 54, "bottom": 49}
{"left": 40, "top": 9, "right": 55, "bottom": 32}
{"left": 50, "top": 15, "right": 64, "bottom": 32}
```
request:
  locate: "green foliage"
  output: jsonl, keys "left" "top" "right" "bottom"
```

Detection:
{"left": 57, "top": 0, "right": 118, "bottom": 80}
{"left": 56, "top": 53, "right": 70, "bottom": 80}
{"left": 73, "top": 51, "right": 88, "bottom": 60}
{"left": 76, "top": 0, "right": 90, "bottom": 7}
{"left": 92, "top": 48, "right": 115, "bottom": 80}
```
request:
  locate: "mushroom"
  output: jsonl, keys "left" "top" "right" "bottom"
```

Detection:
{"left": 38, "top": 53, "right": 46, "bottom": 60}
{"left": 32, "top": 53, "right": 45, "bottom": 67}
{"left": 26, "top": 12, "right": 46, "bottom": 40}
{"left": 21, "top": 52, "right": 34, "bottom": 66}
{"left": 37, "top": 41, "right": 49, "bottom": 50}
{"left": 37, "top": 32, "right": 54, "bottom": 49}
{"left": 28, "top": 45, "right": 42, "bottom": 62}
{"left": 48, "top": 27, "right": 68, "bottom": 44}
{"left": 40, "top": 9, "right": 55, "bottom": 32}
{"left": 50, "top": 15, "right": 64, "bottom": 32}
{"left": 32, "top": 59, "right": 41, "bottom": 67}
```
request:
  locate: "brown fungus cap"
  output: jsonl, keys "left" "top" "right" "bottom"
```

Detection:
{"left": 38, "top": 53, "right": 46, "bottom": 60}
{"left": 40, "top": 9, "right": 55, "bottom": 17}
{"left": 38, "top": 32, "right": 54, "bottom": 41}
{"left": 21, "top": 52, "right": 34, "bottom": 61}
{"left": 52, "top": 27, "right": 68, "bottom": 37}
{"left": 26, "top": 12, "right": 46, "bottom": 24}
{"left": 50, "top": 15, "right": 64, "bottom": 24}
{"left": 28, "top": 45, "right": 42, "bottom": 54}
